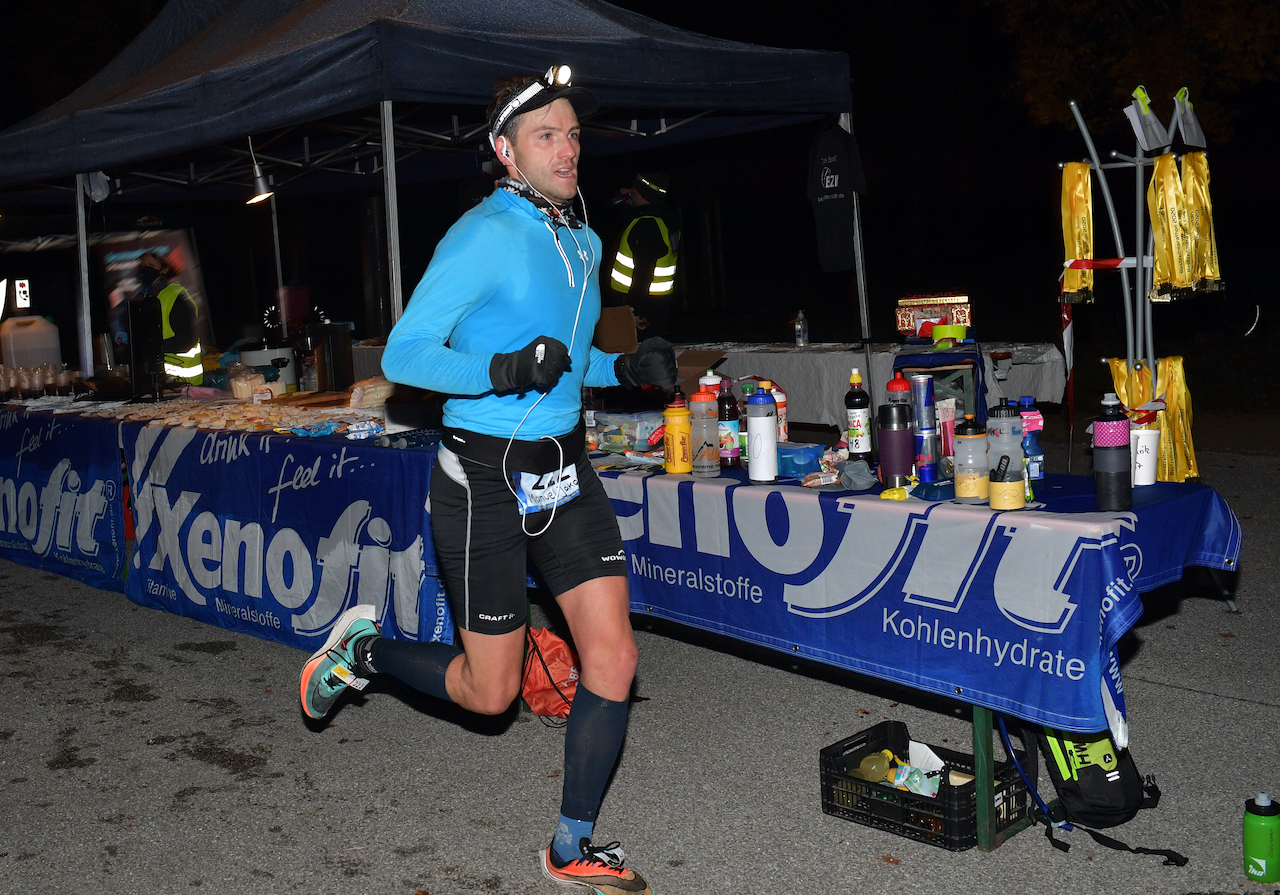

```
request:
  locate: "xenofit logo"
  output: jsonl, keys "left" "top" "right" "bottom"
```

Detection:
{"left": 0, "top": 458, "right": 113, "bottom": 558}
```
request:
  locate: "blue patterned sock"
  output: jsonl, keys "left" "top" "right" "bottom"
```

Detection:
{"left": 552, "top": 814, "right": 594, "bottom": 864}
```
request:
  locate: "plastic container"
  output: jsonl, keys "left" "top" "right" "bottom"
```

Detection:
{"left": 886, "top": 371, "right": 911, "bottom": 405}
{"left": 1019, "top": 396, "right": 1044, "bottom": 482}
{"left": 716, "top": 380, "right": 741, "bottom": 469}
{"left": 1, "top": 316, "right": 62, "bottom": 369}
{"left": 794, "top": 310, "right": 809, "bottom": 347}
{"left": 746, "top": 381, "right": 778, "bottom": 484}
{"left": 596, "top": 410, "right": 666, "bottom": 452}
{"left": 663, "top": 401, "right": 692, "bottom": 474}
{"left": 777, "top": 442, "right": 824, "bottom": 478}
{"left": 909, "top": 374, "right": 936, "bottom": 432}
{"left": 820, "top": 721, "right": 1031, "bottom": 851}
{"left": 986, "top": 403, "right": 1025, "bottom": 511}
{"left": 690, "top": 389, "right": 720, "bottom": 478}
{"left": 1244, "top": 791, "right": 1280, "bottom": 883}
{"left": 698, "top": 369, "right": 722, "bottom": 393}
{"left": 953, "top": 414, "right": 989, "bottom": 504}
{"left": 845, "top": 368, "right": 872, "bottom": 465}
{"left": 1093, "top": 392, "right": 1132, "bottom": 512}
{"left": 771, "top": 385, "right": 788, "bottom": 442}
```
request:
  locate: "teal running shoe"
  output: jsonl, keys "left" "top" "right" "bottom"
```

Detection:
{"left": 299, "top": 604, "right": 379, "bottom": 719}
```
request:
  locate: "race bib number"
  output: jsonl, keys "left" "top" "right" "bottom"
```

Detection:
{"left": 513, "top": 464, "right": 581, "bottom": 515}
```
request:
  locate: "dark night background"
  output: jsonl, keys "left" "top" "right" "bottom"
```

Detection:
{"left": 0, "top": 1, "right": 1275, "bottom": 401}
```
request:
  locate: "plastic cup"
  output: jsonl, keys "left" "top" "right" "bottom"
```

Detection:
{"left": 1129, "top": 429, "right": 1160, "bottom": 486}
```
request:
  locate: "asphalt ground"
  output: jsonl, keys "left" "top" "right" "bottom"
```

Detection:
{"left": 0, "top": 444, "right": 1276, "bottom": 895}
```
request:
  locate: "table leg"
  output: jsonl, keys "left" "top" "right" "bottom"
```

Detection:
{"left": 973, "top": 705, "right": 996, "bottom": 851}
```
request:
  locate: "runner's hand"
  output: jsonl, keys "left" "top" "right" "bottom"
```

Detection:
{"left": 615, "top": 337, "right": 678, "bottom": 389}
{"left": 490, "top": 336, "right": 570, "bottom": 394}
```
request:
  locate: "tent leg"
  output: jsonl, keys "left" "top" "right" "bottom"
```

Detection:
{"left": 381, "top": 100, "right": 404, "bottom": 324}
{"left": 842, "top": 112, "right": 876, "bottom": 405}
{"left": 74, "top": 174, "right": 93, "bottom": 379}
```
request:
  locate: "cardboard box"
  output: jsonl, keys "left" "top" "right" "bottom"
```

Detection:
{"left": 593, "top": 306, "right": 639, "bottom": 354}
{"left": 676, "top": 349, "right": 727, "bottom": 396}
{"left": 895, "top": 294, "right": 972, "bottom": 336}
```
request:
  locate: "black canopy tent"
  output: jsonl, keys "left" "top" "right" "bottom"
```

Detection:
{"left": 0, "top": 0, "right": 867, "bottom": 378}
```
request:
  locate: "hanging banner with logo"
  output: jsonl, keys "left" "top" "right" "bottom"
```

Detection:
{"left": 122, "top": 422, "right": 452, "bottom": 651}
{"left": 1060, "top": 162, "right": 1094, "bottom": 303}
{"left": 600, "top": 468, "right": 1239, "bottom": 745}
{"left": 0, "top": 408, "right": 125, "bottom": 591}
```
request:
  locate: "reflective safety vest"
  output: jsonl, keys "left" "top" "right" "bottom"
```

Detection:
{"left": 610, "top": 215, "right": 678, "bottom": 295}
{"left": 157, "top": 283, "right": 204, "bottom": 383}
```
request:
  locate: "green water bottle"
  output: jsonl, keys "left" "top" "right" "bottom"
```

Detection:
{"left": 1244, "top": 791, "right": 1280, "bottom": 883}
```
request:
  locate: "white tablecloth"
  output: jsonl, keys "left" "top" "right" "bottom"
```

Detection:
{"left": 678, "top": 342, "right": 1066, "bottom": 428}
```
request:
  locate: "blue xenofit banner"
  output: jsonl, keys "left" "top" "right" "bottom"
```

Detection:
{"left": 600, "top": 469, "right": 1240, "bottom": 745}
{"left": 0, "top": 408, "right": 125, "bottom": 591}
{"left": 122, "top": 421, "right": 453, "bottom": 652}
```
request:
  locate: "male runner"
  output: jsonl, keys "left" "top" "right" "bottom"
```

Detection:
{"left": 299, "top": 66, "right": 676, "bottom": 895}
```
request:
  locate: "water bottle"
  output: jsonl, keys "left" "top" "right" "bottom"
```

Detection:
{"left": 716, "top": 380, "right": 741, "bottom": 469}
{"left": 1244, "top": 792, "right": 1280, "bottom": 883}
{"left": 794, "top": 310, "right": 809, "bottom": 347}
{"left": 886, "top": 371, "right": 911, "bottom": 405}
{"left": 844, "top": 368, "right": 872, "bottom": 465}
{"left": 698, "top": 369, "right": 722, "bottom": 393}
{"left": 663, "top": 399, "right": 692, "bottom": 474}
{"left": 1093, "top": 392, "right": 1131, "bottom": 511}
{"left": 747, "top": 381, "right": 778, "bottom": 484}
{"left": 986, "top": 403, "right": 1025, "bottom": 510}
{"left": 771, "top": 384, "right": 788, "bottom": 442}
{"left": 953, "top": 414, "right": 989, "bottom": 504}
{"left": 690, "top": 388, "right": 720, "bottom": 478}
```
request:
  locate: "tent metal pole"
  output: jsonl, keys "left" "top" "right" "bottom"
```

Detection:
{"left": 73, "top": 174, "right": 93, "bottom": 378}
{"left": 381, "top": 100, "right": 404, "bottom": 324}
{"left": 268, "top": 193, "right": 286, "bottom": 339}
{"left": 841, "top": 113, "right": 875, "bottom": 405}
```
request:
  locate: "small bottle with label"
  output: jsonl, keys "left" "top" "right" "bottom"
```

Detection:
{"left": 716, "top": 380, "right": 741, "bottom": 469}
{"left": 844, "top": 367, "right": 871, "bottom": 464}
{"left": 794, "top": 310, "right": 809, "bottom": 347}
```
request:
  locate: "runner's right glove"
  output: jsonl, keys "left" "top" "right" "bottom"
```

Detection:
{"left": 490, "top": 336, "right": 570, "bottom": 394}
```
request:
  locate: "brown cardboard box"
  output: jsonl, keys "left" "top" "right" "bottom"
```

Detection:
{"left": 593, "top": 306, "right": 639, "bottom": 354}
{"left": 676, "top": 349, "right": 727, "bottom": 396}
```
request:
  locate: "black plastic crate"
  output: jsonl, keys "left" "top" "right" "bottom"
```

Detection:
{"left": 820, "top": 720, "right": 1030, "bottom": 851}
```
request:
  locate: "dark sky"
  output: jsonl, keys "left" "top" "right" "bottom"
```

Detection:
{"left": 1, "top": 1, "right": 1274, "bottom": 348}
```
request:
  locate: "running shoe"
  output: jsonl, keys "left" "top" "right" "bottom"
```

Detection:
{"left": 299, "top": 604, "right": 379, "bottom": 719}
{"left": 541, "top": 838, "right": 652, "bottom": 895}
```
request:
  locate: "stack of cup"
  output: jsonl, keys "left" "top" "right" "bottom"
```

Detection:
{"left": 909, "top": 374, "right": 939, "bottom": 482}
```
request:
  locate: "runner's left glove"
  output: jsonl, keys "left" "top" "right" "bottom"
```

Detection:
{"left": 615, "top": 337, "right": 678, "bottom": 389}
{"left": 490, "top": 336, "right": 570, "bottom": 394}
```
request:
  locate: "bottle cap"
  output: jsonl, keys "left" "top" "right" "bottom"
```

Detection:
{"left": 989, "top": 403, "right": 1018, "bottom": 418}
{"left": 690, "top": 388, "right": 716, "bottom": 403}
{"left": 850, "top": 366, "right": 862, "bottom": 384}
{"left": 1102, "top": 392, "right": 1120, "bottom": 406}
{"left": 759, "top": 380, "right": 772, "bottom": 390}
{"left": 1259, "top": 792, "right": 1273, "bottom": 807}
{"left": 1019, "top": 396, "right": 1035, "bottom": 406}
{"left": 886, "top": 372, "right": 910, "bottom": 392}
{"left": 718, "top": 379, "right": 731, "bottom": 393}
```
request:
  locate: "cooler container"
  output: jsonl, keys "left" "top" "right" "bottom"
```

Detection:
{"left": 1, "top": 316, "right": 62, "bottom": 369}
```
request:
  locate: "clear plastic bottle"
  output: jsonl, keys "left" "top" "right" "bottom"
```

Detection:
{"left": 953, "top": 414, "right": 989, "bottom": 504}
{"left": 771, "top": 385, "right": 788, "bottom": 442}
{"left": 886, "top": 371, "right": 911, "bottom": 405}
{"left": 1019, "top": 396, "right": 1045, "bottom": 481}
{"left": 845, "top": 367, "right": 872, "bottom": 464}
{"left": 986, "top": 403, "right": 1025, "bottom": 510}
{"left": 747, "top": 380, "right": 778, "bottom": 484}
{"left": 690, "top": 388, "right": 720, "bottom": 477}
{"left": 794, "top": 310, "right": 809, "bottom": 347}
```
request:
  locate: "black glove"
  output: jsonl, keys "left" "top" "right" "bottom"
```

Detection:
{"left": 615, "top": 337, "right": 678, "bottom": 389}
{"left": 489, "top": 336, "right": 570, "bottom": 394}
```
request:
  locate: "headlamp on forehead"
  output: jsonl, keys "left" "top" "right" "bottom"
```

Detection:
{"left": 488, "top": 64, "right": 598, "bottom": 151}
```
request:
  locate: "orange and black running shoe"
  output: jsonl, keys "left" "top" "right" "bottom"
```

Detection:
{"left": 541, "top": 838, "right": 652, "bottom": 895}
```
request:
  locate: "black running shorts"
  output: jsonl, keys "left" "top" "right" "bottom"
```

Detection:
{"left": 429, "top": 428, "right": 627, "bottom": 635}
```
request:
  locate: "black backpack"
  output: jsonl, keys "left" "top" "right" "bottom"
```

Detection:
{"left": 998, "top": 718, "right": 1187, "bottom": 864}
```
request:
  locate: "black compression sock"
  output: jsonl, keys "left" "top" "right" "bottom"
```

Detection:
{"left": 559, "top": 683, "right": 629, "bottom": 824}
{"left": 368, "top": 638, "right": 462, "bottom": 703}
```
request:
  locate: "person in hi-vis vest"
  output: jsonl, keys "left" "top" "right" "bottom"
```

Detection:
{"left": 605, "top": 173, "right": 680, "bottom": 338}
{"left": 137, "top": 252, "right": 203, "bottom": 385}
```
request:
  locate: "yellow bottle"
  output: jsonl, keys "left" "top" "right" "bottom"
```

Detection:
{"left": 663, "top": 403, "right": 693, "bottom": 474}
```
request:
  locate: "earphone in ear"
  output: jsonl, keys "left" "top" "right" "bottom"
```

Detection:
{"left": 501, "top": 138, "right": 512, "bottom": 161}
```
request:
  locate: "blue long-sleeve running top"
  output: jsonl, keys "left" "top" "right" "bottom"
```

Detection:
{"left": 381, "top": 188, "right": 620, "bottom": 439}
